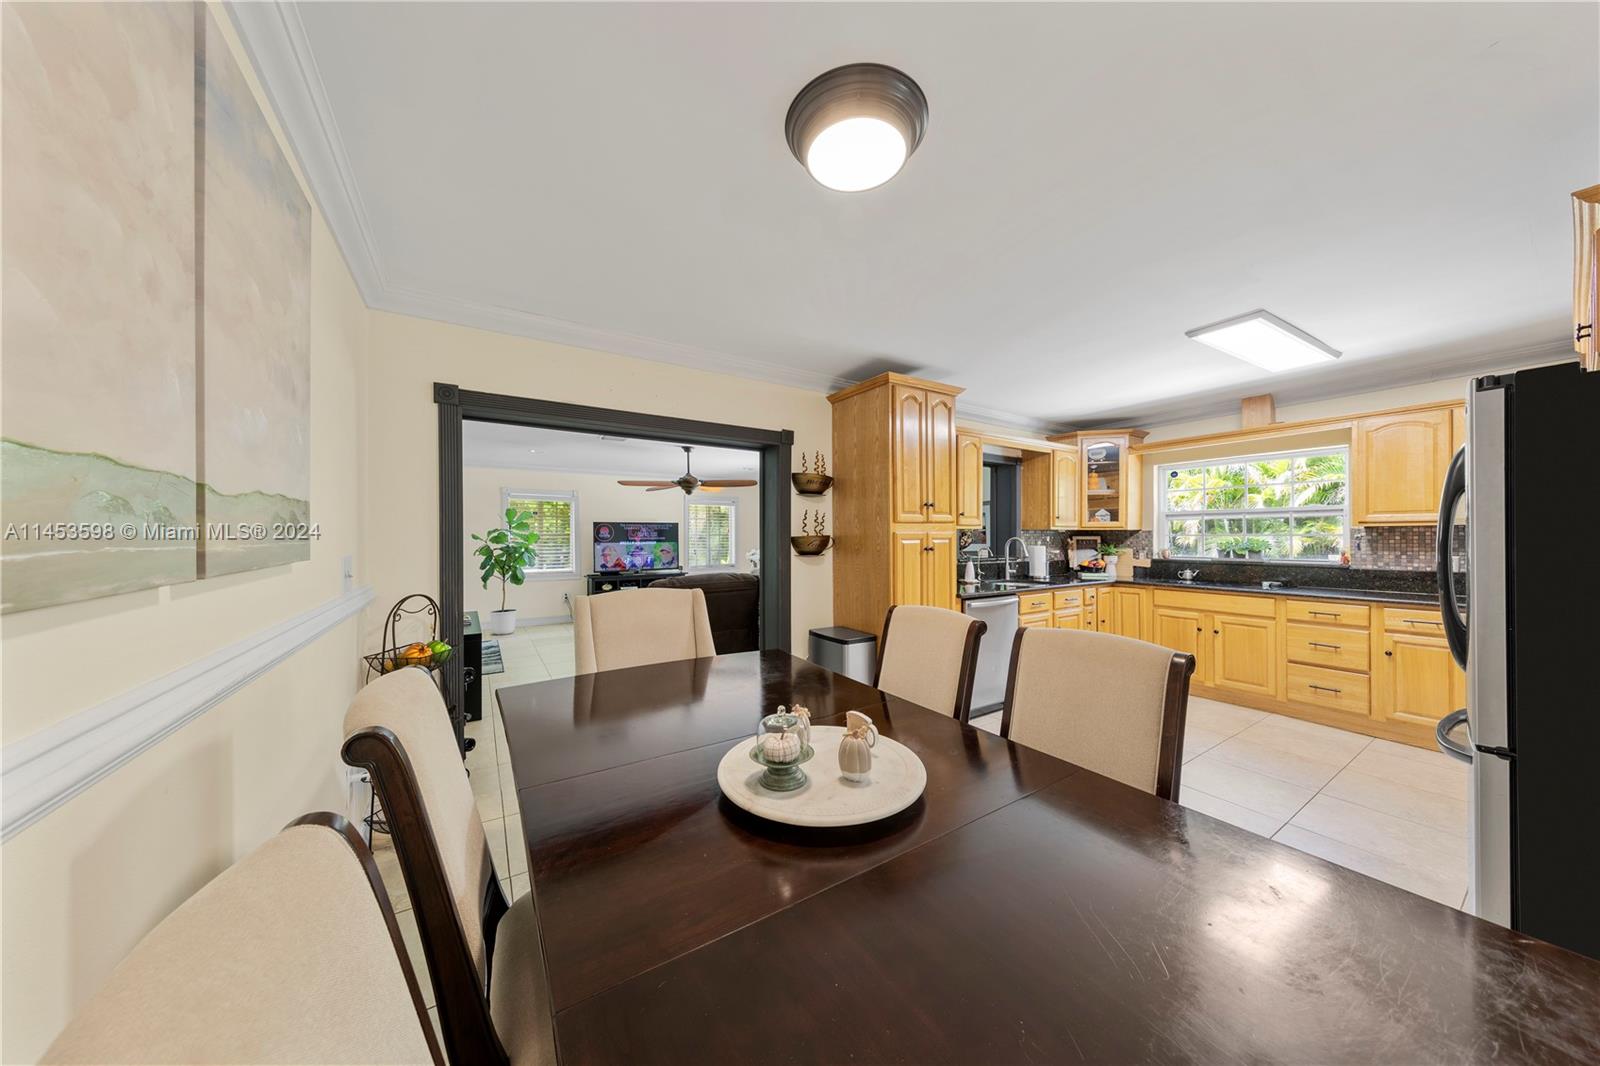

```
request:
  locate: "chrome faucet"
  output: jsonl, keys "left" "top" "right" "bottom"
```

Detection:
{"left": 1003, "top": 537, "right": 1028, "bottom": 581}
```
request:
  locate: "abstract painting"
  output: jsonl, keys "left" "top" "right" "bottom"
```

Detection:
{"left": 198, "top": 8, "right": 311, "bottom": 578}
{"left": 1, "top": 3, "right": 200, "bottom": 613}
{"left": 0, "top": 4, "right": 312, "bottom": 612}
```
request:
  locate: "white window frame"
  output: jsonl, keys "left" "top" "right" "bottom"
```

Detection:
{"left": 1155, "top": 445, "right": 1351, "bottom": 564}
{"left": 500, "top": 489, "right": 578, "bottom": 579}
{"left": 683, "top": 497, "right": 738, "bottom": 571}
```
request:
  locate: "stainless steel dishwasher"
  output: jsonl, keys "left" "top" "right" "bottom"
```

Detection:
{"left": 963, "top": 596, "right": 1019, "bottom": 717}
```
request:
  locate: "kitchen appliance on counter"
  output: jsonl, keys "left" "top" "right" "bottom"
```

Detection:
{"left": 962, "top": 596, "right": 1019, "bottom": 716}
{"left": 1027, "top": 544, "right": 1049, "bottom": 578}
{"left": 1435, "top": 361, "right": 1599, "bottom": 959}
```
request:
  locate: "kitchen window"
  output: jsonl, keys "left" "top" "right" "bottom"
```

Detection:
{"left": 685, "top": 499, "right": 736, "bottom": 569}
{"left": 1156, "top": 447, "right": 1349, "bottom": 562}
{"left": 502, "top": 491, "right": 576, "bottom": 575}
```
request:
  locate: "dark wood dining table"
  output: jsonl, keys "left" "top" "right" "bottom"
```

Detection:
{"left": 497, "top": 650, "right": 1600, "bottom": 1065}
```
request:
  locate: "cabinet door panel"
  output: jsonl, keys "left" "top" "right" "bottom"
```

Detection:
{"left": 1211, "top": 614, "right": 1278, "bottom": 699}
{"left": 1111, "top": 587, "right": 1145, "bottom": 640}
{"left": 1354, "top": 410, "right": 1452, "bottom": 523}
{"left": 1376, "top": 633, "right": 1460, "bottom": 727}
{"left": 925, "top": 392, "right": 958, "bottom": 524}
{"left": 1153, "top": 607, "right": 1206, "bottom": 682}
{"left": 1053, "top": 447, "right": 1078, "bottom": 529}
{"left": 924, "top": 530, "right": 958, "bottom": 612}
{"left": 890, "top": 531, "right": 926, "bottom": 608}
{"left": 1053, "top": 608, "right": 1084, "bottom": 630}
{"left": 892, "top": 385, "right": 928, "bottom": 524}
{"left": 956, "top": 432, "right": 983, "bottom": 528}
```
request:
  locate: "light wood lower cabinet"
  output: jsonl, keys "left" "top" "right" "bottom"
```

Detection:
{"left": 1375, "top": 631, "right": 1466, "bottom": 728}
{"left": 1286, "top": 662, "right": 1371, "bottom": 719}
{"left": 1107, "top": 586, "right": 1147, "bottom": 640}
{"left": 1153, "top": 606, "right": 1207, "bottom": 674}
{"left": 890, "top": 528, "right": 957, "bottom": 613}
{"left": 1286, "top": 622, "right": 1369, "bottom": 672}
{"left": 1209, "top": 613, "right": 1279, "bottom": 699}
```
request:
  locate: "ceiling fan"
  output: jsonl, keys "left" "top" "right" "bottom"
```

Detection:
{"left": 617, "top": 446, "right": 757, "bottom": 495}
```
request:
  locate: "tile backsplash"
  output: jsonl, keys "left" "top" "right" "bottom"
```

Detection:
{"left": 1351, "top": 525, "right": 1436, "bottom": 570}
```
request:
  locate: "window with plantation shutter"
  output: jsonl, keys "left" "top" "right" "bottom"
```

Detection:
{"left": 685, "top": 499, "right": 736, "bottom": 569}
{"left": 503, "top": 491, "right": 577, "bottom": 574}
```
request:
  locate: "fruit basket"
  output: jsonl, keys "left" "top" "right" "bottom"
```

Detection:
{"left": 362, "top": 593, "right": 452, "bottom": 683}
{"left": 363, "top": 640, "right": 452, "bottom": 676}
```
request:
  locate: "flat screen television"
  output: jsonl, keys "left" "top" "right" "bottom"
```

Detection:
{"left": 593, "top": 522, "right": 679, "bottom": 572}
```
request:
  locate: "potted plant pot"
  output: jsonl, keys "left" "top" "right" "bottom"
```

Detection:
{"left": 487, "top": 608, "right": 518, "bottom": 635}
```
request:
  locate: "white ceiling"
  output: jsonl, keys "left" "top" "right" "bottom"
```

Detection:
{"left": 234, "top": 2, "right": 1596, "bottom": 430}
{"left": 462, "top": 421, "right": 760, "bottom": 480}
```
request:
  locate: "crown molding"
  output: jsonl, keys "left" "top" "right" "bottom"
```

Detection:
{"left": 1055, "top": 338, "right": 1575, "bottom": 432}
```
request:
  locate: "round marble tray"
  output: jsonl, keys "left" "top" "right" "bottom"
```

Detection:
{"left": 717, "top": 725, "right": 927, "bottom": 827}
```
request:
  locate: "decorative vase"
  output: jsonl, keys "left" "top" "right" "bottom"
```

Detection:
{"left": 791, "top": 472, "right": 834, "bottom": 495}
{"left": 1104, "top": 556, "right": 1119, "bottom": 581}
{"left": 487, "top": 608, "right": 517, "bottom": 635}
{"left": 838, "top": 711, "right": 878, "bottom": 783}
{"left": 749, "top": 712, "right": 814, "bottom": 792}
{"left": 791, "top": 535, "right": 832, "bottom": 556}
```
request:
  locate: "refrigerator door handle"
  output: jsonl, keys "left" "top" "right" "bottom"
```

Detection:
{"left": 1435, "top": 446, "right": 1468, "bottom": 669}
{"left": 1435, "top": 708, "right": 1473, "bottom": 764}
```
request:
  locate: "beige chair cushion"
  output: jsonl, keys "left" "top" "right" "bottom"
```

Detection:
{"left": 573, "top": 587, "right": 717, "bottom": 674}
{"left": 44, "top": 823, "right": 433, "bottom": 1065}
{"left": 344, "top": 667, "right": 492, "bottom": 981}
{"left": 876, "top": 605, "right": 979, "bottom": 718}
{"left": 1005, "top": 627, "right": 1178, "bottom": 795}
{"left": 491, "top": 893, "right": 556, "bottom": 1065}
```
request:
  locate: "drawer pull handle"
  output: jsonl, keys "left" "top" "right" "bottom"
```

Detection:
{"left": 1307, "top": 641, "right": 1341, "bottom": 650}
{"left": 1403, "top": 619, "right": 1442, "bottom": 628}
{"left": 1309, "top": 684, "right": 1342, "bottom": 694}
{"left": 1309, "top": 610, "right": 1340, "bottom": 618}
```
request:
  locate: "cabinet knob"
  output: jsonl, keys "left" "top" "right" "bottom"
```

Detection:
{"left": 1213, "top": 629, "right": 1219, "bottom": 635}
{"left": 1195, "top": 627, "right": 1202, "bottom": 633}
{"left": 1385, "top": 650, "right": 1393, "bottom": 657}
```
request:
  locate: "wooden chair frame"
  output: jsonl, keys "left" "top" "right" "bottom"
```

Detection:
{"left": 874, "top": 604, "right": 988, "bottom": 724}
{"left": 343, "top": 728, "right": 513, "bottom": 1066}
{"left": 999, "top": 628, "right": 1196, "bottom": 800}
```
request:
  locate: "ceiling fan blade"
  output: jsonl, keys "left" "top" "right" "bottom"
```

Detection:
{"left": 699, "top": 480, "right": 758, "bottom": 488}
{"left": 646, "top": 485, "right": 680, "bottom": 492}
{"left": 617, "top": 480, "right": 675, "bottom": 487}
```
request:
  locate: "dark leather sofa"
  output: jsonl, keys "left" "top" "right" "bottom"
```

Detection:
{"left": 650, "top": 571, "right": 760, "bottom": 653}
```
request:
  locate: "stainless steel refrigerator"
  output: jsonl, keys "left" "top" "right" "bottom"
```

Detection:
{"left": 1435, "top": 361, "right": 1600, "bottom": 959}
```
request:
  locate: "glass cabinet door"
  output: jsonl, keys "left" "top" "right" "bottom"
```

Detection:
{"left": 1082, "top": 437, "right": 1123, "bottom": 525}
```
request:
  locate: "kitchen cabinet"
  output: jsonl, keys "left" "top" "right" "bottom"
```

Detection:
{"left": 1153, "top": 606, "right": 1207, "bottom": 678}
{"left": 891, "top": 529, "right": 957, "bottom": 613}
{"left": 1575, "top": 185, "right": 1600, "bottom": 371}
{"left": 1021, "top": 443, "right": 1078, "bottom": 531}
{"left": 1053, "top": 607, "right": 1084, "bottom": 630}
{"left": 1451, "top": 405, "right": 1467, "bottom": 455}
{"left": 830, "top": 373, "right": 965, "bottom": 636}
{"left": 1051, "top": 430, "right": 1147, "bottom": 530}
{"left": 1352, "top": 409, "right": 1454, "bottom": 524}
{"left": 1054, "top": 447, "right": 1079, "bottom": 529}
{"left": 956, "top": 432, "right": 983, "bottom": 529}
{"left": 1375, "top": 631, "right": 1465, "bottom": 728}
{"left": 1209, "top": 613, "right": 1279, "bottom": 699}
{"left": 1107, "top": 586, "right": 1147, "bottom": 641}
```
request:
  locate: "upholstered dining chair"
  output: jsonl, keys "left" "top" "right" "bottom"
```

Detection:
{"left": 343, "top": 668, "right": 553, "bottom": 1066}
{"left": 572, "top": 587, "right": 717, "bottom": 674}
{"left": 44, "top": 813, "right": 441, "bottom": 1066}
{"left": 1001, "top": 627, "right": 1196, "bottom": 800}
{"left": 874, "top": 604, "right": 988, "bottom": 722}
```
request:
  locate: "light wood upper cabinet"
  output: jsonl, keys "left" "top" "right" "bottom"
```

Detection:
{"left": 1574, "top": 185, "right": 1600, "bottom": 371}
{"left": 1053, "top": 446, "right": 1079, "bottom": 529}
{"left": 925, "top": 392, "right": 958, "bottom": 524}
{"left": 1451, "top": 404, "right": 1466, "bottom": 455}
{"left": 891, "top": 384, "right": 929, "bottom": 524}
{"left": 1056, "top": 430, "right": 1147, "bottom": 529}
{"left": 1375, "top": 631, "right": 1465, "bottom": 728}
{"left": 1210, "top": 613, "right": 1279, "bottom": 699}
{"left": 1353, "top": 409, "right": 1453, "bottom": 524}
{"left": 956, "top": 432, "right": 983, "bottom": 528}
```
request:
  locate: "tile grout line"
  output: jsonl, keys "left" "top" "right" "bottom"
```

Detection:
{"left": 1269, "top": 736, "right": 1373, "bottom": 841}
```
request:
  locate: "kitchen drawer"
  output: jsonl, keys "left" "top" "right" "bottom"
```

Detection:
{"left": 1383, "top": 607, "right": 1446, "bottom": 634}
{"left": 1019, "top": 592, "right": 1053, "bottom": 615}
{"left": 1153, "top": 588, "right": 1274, "bottom": 618}
{"left": 1286, "top": 623, "right": 1370, "bottom": 672}
{"left": 1286, "top": 663, "right": 1371, "bottom": 717}
{"left": 1019, "top": 611, "right": 1052, "bottom": 629}
{"left": 1284, "top": 600, "right": 1371, "bottom": 628}
{"left": 1053, "top": 589, "right": 1083, "bottom": 609}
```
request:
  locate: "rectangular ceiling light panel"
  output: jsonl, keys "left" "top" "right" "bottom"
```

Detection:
{"left": 1185, "top": 310, "right": 1341, "bottom": 373}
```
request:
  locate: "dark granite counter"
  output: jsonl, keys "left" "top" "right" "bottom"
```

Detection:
{"left": 958, "top": 573, "right": 1447, "bottom": 608}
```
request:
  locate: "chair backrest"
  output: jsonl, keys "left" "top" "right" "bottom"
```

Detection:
{"left": 649, "top": 572, "right": 761, "bottom": 653}
{"left": 44, "top": 813, "right": 440, "bottom": 1066}
{"left": 873, "top": 605, "right": 988, "bottom": 722}
{"left": 1001, "top": 627, "right": 1195, "bottom": 799}
{"left": 343, "top": 667, "right": 510, "bottom": 1065}
{"left": 573, "top": 587, "right": 717, "bottom": 673}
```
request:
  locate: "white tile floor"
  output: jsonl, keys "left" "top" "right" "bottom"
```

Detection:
{"left": 975, "top": 696, "right": 1471, "bottom": 908}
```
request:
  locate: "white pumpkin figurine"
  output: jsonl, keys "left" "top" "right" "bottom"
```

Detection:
{"left": 778, "top": 703, "right": 812, "bottom": 746}
{"left": 838, "top": 710, "right": 878, "bottom": 782}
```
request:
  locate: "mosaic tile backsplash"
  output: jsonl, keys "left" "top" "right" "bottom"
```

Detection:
{"left": 990, "top": 524, "right": 1440, "bottom": 575}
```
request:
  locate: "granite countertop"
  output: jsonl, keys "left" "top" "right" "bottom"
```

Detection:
{"left": 958, "top": 574, "right": 1446, "bottom": 608}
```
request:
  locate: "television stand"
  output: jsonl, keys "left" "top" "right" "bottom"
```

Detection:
{"left": 586, "top": 570, "right": 687, "bottom": 595}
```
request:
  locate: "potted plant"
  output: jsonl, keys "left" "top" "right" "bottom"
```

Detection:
{"left": 472, "top": 507, "right": 539, "bottom": 635}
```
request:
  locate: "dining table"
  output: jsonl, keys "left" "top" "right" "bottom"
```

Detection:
{"left": 496, "top": 650, "right": 1600, "bottom": 1065}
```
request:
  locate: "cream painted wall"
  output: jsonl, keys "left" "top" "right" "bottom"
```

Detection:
{"left": 0, "top": 10, "right": 372, "bottom": 1061}
{"left": 365, "top": 311, "right": 833, "bottom": 647}
{"left": 464, "top": 466, "right": 760, "bottom": 623}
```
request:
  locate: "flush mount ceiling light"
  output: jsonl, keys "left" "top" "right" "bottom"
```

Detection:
{"left": 786, "top": 63, "right": 928, "bottom": 192}
{"left": 1185, "top": 310, "right": 1341, "bottom": 373}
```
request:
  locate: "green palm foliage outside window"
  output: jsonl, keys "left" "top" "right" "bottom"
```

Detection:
{"left": 1160, "top": 449, "right": 1348, "bottom": 561}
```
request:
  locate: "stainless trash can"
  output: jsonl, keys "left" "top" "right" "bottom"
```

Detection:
{"left": 808, "top": 626, "right": 877, "bottom": 685}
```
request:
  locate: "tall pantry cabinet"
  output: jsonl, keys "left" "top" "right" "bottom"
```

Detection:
{"left": 829, "top": 373, "right": 964, "bottom": 637}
